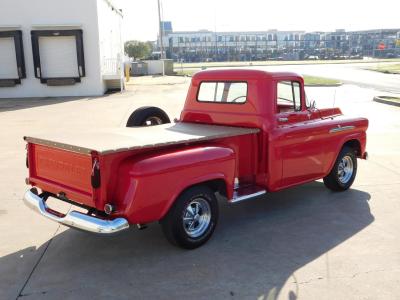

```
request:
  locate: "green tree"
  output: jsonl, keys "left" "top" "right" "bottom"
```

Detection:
{"left": 124, "top": 40, "right": 153, "bottom": 59}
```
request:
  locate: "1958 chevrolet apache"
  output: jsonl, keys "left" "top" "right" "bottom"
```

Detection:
{"left": 23, "top": 69, "right": 368, "bottom": 249}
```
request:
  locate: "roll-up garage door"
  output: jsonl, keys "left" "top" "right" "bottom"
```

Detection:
{"left": 39, "top": 36, "right": 79, "bottom": 78}
{"left": 0, "top": 37, "right": 18, "bottom": 79}
{"left": 31, "top": 30, "right": 85, "bottom": 85}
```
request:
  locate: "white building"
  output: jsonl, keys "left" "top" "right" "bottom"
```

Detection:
{"left": 0, "top": 0, "right": 124, "bottom": 98}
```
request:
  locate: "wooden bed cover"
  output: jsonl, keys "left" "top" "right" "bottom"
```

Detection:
{"left": 24, "top": 122, "right": 259, "bottom": 155}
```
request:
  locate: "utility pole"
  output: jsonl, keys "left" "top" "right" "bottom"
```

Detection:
{"left": 157, "top": 0, "right": 165, "bottom": 59}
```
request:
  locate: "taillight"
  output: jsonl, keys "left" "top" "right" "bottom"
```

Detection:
{"left": 25, "top": 144, "right": 29, "bottom": 168}
{"left": 91, "top": 158, "right": 101, "bottom": 188}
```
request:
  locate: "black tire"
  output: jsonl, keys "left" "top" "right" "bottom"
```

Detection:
{"left": 161, "top": 185, "right": 218, "bottom": 249}
{"left": 126, "top": 106, "right": 170, "bottom": 127}
{"left": 323, "top": 146, "right": 357, "bottom": 191}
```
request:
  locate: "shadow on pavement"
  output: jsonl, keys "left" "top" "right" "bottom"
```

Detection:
{"left": 0, "top": 94, "right": 114, "bottom": 113}
{"left": 1, "top": 182, "right": 373, "bottom": 299}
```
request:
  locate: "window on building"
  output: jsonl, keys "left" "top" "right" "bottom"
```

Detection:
{"left": 276, "top": 81, "right": 301, "bottom": 112}
{"left": 197, "top": 82, "right": 247, "bottom": 104}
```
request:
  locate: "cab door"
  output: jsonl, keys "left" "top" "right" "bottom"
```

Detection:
{"left": 273, "top": 80, "right": 326, "bottom": 187}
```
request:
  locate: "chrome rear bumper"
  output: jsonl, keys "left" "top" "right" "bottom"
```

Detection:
{"left": 23, "top": 189, "right": 129, "bottom": 234}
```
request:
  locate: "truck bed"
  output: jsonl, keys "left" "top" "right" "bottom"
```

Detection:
{"left": 24, "top": 122, "right": 259, "bottom": 155}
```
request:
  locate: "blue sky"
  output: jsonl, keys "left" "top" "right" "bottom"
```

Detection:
{"left": 114, "top": 0, "right": 400, "bottom": 41}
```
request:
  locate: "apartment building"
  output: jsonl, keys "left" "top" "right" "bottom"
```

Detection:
{"left": 158, "top": 24, "right": 400, "bottom": 62}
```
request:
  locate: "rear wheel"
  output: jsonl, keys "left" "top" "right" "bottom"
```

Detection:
{"left": 161, "top": 185, "right": 218, "bottom": 249}
{"left": 126, "top": 106, "right": 170, "bottom": 127}
{"left": 323, "top": 146, "right": 357, "bottom": 191}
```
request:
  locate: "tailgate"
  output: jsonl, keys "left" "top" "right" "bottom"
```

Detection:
{"left": 27, "top": 143, "right": 95, "bottom": 207}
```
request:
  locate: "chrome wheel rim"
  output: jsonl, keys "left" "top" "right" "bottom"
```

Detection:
{"left": 182, "top": 198, "right": 211, "bottom": 238}
{"left": 144, "top": 116, "right": 163, "bottom": 126}
{"left": 338, "top": 156, "right": 354, "bottom": 184}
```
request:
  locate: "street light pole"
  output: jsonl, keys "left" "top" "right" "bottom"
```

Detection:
{"left": 157, "top": 0, "right": 165, "bottom": 60}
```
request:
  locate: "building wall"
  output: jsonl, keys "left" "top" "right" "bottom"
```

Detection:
{"left": 97, "top": 0, "right": 124, "bottom": 79}
{"left": 0, "top": 0, "right": 122, "bottom": 98}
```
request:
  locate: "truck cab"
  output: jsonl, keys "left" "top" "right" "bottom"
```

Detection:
{"left": 183, "top": 69, "right": 367, "bottom": 191}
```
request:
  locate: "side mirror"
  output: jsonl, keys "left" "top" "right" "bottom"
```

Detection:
{"left": 310, "top": 100, "right": 316, "bottom": 110}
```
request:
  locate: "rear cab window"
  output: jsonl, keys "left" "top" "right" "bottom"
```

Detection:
{"left": 197, "top": 82, "right": 247, "bottom": 104}
{"left": 276, "top": 81, "right": 302, "bottom": 113}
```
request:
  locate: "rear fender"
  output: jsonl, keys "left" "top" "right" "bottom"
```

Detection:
{"left": 115, "top": 146, "right": 236, "bottom": 224}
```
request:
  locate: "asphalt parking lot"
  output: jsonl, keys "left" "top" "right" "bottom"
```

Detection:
{"left": 1, "top": 75, "right": 400, "bottom": 300}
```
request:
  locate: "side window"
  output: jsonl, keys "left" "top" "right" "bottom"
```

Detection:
{"left": 197, "top": 82, "right": 247, "bottom": 103}
{"left": 293, "top": 82, "right": 301, "bottom": 111}
{"left": 277, "top": 81, "right": 302, "bottom": 112}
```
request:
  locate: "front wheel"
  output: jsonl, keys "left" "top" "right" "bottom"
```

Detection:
{"left": 161, "top": 185, "right": 218, "bottom": 249}
{"left": 323, "top": 146, "right": 357, "bottom": 191}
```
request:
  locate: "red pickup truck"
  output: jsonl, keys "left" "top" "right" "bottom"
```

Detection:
{"left": 24, "top": 69, "right": 368, "bottom": 249}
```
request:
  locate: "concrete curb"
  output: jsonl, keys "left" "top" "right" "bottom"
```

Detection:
{"left": 373, "top": 96, "right": 400, "bottom": 107}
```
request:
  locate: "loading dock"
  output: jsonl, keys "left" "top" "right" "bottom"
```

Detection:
{"left": 0, "top": 0, "right": 123, "bottom": 98}
{"left": 0, "top": 30, "right": 26, "bottom": 87}
{"left": 31, "top": 30, "right": 85, "bottom": 85}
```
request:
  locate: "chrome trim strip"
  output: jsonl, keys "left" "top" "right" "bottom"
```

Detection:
{"left": 23, "top": 190, "right": 129, "bottom": 234}
{"left": 329, "top": 125, "right": 355, "bottom": 134}
{"left": 230, "top": 190, "right": 266, "bottom": 203}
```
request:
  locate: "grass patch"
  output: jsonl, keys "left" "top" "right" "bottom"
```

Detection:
{"left": 367, "top": 64, "right": 400, "bottom": 74}
{"left": 175, "top": 70, "right": 342, "bottom": 86}
{"left": 303, "top": 75, "right": 341, "bottom": 86}
{"left": 174, "top": 69, "right": 198, "bottom": 77}
{"left": 175, "top": 58, "right": 400, "bottom": 69}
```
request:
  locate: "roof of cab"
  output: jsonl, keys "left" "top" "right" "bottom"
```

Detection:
{"left": 192, "top": 69, "right": 302, "bottom": 81}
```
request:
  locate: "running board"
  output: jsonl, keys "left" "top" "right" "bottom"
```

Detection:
{"left": 230, "top": 185, "right": 267, "bottom": 203}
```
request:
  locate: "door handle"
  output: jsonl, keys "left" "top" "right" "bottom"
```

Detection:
{"left": 278, "top": 117, "right": 288, "bottom": 122}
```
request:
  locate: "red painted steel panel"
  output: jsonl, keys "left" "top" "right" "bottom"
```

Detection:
{"left": 29, "top": 144, "right": 94, "bottom": 206}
